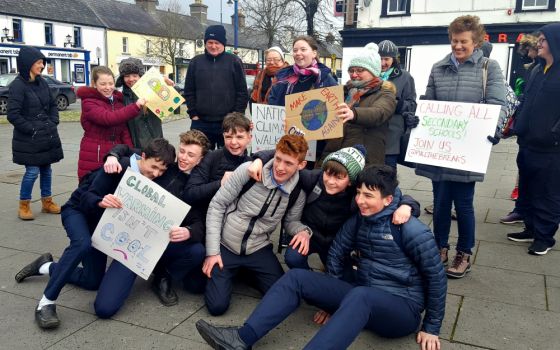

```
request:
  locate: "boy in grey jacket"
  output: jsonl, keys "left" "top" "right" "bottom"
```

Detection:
{"left": 202, "top": 135, "right": 310, "bottom": 316}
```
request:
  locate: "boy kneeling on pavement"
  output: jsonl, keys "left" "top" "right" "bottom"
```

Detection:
{"left": 202, "top": 134, "right": 310, "bottom": 316}
{"left": 197, "top": 164, "right": 447, "bottom": 350}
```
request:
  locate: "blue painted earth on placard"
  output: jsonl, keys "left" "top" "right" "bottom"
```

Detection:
{"left": 301, "top": 99, "right": 328, "bottom": 131}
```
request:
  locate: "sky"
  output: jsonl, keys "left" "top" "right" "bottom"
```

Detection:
{"left": 118, "top": 0, "right": 235, "bottom": 23}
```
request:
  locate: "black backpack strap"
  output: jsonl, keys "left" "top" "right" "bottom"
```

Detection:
{"left": 278, "top": 180, "right": 303, "bottom": 253}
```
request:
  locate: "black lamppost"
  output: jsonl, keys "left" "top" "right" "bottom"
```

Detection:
{"left": 227, "top": 0, "right": 238, "bottom": 53}
{"left": 64, "top": 34, "right": 74, "bottom": 48}
{"left": 1, "top": 27, "right": 14, "bottom": 42}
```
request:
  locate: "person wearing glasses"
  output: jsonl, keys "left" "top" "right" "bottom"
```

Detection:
{"left": 250, "top": 47, "right": 288, "bottom": 105}
{"left": 319, "top": 43, "right": 397, "bottom": 166}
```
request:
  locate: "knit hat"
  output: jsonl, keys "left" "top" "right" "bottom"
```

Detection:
{"left": 265, "top": 46, "right": 284, "bottom": 61}
{"left": 378, "top": 40, "right": 398, "bottom": 58}
{"left": 205, "top": 25, "right": 227, "bottom": 46}
{"left": 348, "top": 43, "right": 381, "bottom": 77}
{"left": 116, "top": 57, "right": 144, "bottom": 87}
{"left": 322, "top": 145, "right": 366, "bottom": 183}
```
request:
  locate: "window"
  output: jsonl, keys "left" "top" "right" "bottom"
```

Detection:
{"left": 381, "top": 0, "right": 411, "bottom": 17}
{"left": 179, "top": 43, "right": 184, "bottom": 57}
{"left": 73, "top": 26, "right": 82, "bottom": 47}
{"left": 515, "top": 0, "right": 555, "bottom": 11}
{"left": 146, "top": 40, "right": 151, "bottom": 54}
{"left": 44, "top": 23, "right": 53, "bottom": 45}
{"left": 122, "top": 37, "right": 129, "bottom": 53}
{"left": 12, "top": 19, "right": 22, "bottom": 42}
{"left": 344, "top": 0, "right": 359, "bottom": 28}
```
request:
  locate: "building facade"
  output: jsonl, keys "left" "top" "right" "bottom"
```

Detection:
{"left": 340, "top": 0, "right": 558, "bottom": 94}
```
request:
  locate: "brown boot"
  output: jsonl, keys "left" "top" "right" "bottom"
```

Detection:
{"left": 18, "top": 200, "right": 35, "bottom": 220}
{"left": 41, "top": 197, "right": 61, "bottom": 214}
{"left": 446, "top": 251, "right": 471, "bottom": 279}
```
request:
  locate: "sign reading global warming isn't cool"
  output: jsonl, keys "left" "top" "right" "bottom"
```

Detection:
{"left": 405, "top": 100, "right": 501, "bottom": 174}
{"left": 92, "top": 168, "right": 189, "bottom": 280}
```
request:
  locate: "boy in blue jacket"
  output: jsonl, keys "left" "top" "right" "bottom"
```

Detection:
{"left": 196, "top": 165, "right": 446, "bottom": 350}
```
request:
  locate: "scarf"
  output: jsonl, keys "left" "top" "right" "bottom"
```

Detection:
{"left": 344, "top": 77, "right": 382, "bottom": 108}
{"left": 281, "top": 59, "right": 321, "bottom": 95}
{"left": 251, "top": 63, "right": 288, "bottom": 103}
{"left": 379, "top": 67, "right": 394, "bottom": 81}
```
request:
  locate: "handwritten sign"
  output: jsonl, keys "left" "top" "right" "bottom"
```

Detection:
{"left": 91, "top": 168, "right": 189, "bottom": 280}
{"left": 251, "top": 103, "right": 317, "bottom": 161}
{"left": 406, "top": 100, "right": 501, "bottom": 173}
{"left": 131, "top": 67, "right": 185, "bottom": 119}
{"left": 284, "top": 86, "right": 344, "bottom": 141}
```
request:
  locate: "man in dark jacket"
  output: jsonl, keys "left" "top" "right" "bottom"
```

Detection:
{"left": 183, "top": 25, "right": 249, "bottom": 149}
{"left": 195, "top": 165, "right": 446, "bottom": 350}
{"left": 7, "top": 46, "right": 64, "bottom": 220}
{"left": 14, "top": 139, "right": 175, "bottom": 329}
{"left": 507, "top": 23, "right": 560, "bottom": 255}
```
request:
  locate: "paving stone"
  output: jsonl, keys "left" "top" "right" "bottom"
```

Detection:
{"left": 49, "top": 319, "right": 200, "bottom": 350}
{"left": 0, "top": 220, "right": 68, "bottom": 254}
{"left": 453, "top": 297, "right": 560, "bottom": 349}
{"left": 476, "top": 241, "right": 560, "bottom": 277}
{"left": 0, "top": 246, "right": 19, "bottom": 260}
{"left": 0, "top": 291, "right": 96, "bottom": 350}
{"left": 447, "top": 265, "right": 546, "bottom": 310}
{"left": 546, "top": 276, "right": 560, "bottom": 313}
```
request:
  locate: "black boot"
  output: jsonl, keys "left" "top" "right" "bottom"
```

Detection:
{"left": 15, "top": 253, "right": 53, "bottom": 283}
{"left": 151, "top": 271, "right": 178, "bottom": 306}
{"left": 35, "top": 304, "right": 60, "bottom": 329}
{"left": 196, "top": 319, "right": 250, "bottom": 350}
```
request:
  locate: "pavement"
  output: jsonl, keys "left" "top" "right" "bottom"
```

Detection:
{"left": 0, "top": 119, "right": 558, "bottom": 350}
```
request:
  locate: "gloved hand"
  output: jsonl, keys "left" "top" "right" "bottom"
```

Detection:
{"left": 487, "top": 134, "right": 500, "bottom": 145}
{"left": 403, "top": 112, "right": 420, "bottom": 128}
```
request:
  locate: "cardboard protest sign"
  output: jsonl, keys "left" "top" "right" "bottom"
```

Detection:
{"left": 284, "top": 86, "right": 344, "bottom": 141}
{"left": 405, "top": 100, "right": 501, "bottom": 173}
{"left": 251, "top": 103, "right": 317, "bottom": 161}
{"left": 131, "top": 67, "right": 185, "bottom": 119}
{"left": 92, "top": 168, "right": 189, "bottom": 280}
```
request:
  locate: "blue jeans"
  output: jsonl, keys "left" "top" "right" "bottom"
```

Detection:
{"left": 284, "top": 239, "right": 329, "bottom": 270}
{"left": 20, "top": 165, "right": 52, "bottom": 200}
{"left": 432, "top": 180, "right": 476, "bottom": 254}
{"left": 191, "top": 119, "right": 223, "bottom": 150}
{"left": 244, "top": 269, "right": 421, "bottom": 349}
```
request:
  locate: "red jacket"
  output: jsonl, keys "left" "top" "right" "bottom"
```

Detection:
{"left": 77, "top": 87, "right": 140, "bottom": 180}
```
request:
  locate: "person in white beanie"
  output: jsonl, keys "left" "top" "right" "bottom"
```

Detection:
{"left": 320, "top": 43, "right": 397, "bottom": 166}
{"left": 250, "top": 46, "right": 289, "bottom": 105}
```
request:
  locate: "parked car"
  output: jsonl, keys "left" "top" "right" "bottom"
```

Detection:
{"left": 0, "top": 73, "right": 77, "bottom": 115}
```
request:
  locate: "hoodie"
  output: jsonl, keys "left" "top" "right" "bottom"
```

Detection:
{"left": 515, "top": 23, "right": 560, "bottom": 152}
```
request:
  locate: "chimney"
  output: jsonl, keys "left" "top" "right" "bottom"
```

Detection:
{"left": 190, "top": 0, "right": 208, "bottom": 26}
{"left": 232, "top": 9, "right": 245, "bottom": 28}
{"left": 135, "top": 0, "right": 158, "bottom": 12}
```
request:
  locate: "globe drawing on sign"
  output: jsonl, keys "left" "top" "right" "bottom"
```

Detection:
{"left": 300, "top": 99, "right": 328, "bottom": 131}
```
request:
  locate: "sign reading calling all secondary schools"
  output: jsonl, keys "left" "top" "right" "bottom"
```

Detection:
{"left": 91, "top": 168, "right": 189, "bottom": 280}
{"left": 405, "top": 100, "right": 501, "bottom": 174}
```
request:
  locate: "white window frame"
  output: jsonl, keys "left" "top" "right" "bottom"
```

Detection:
{"left": 122, "top": 37, "right": 129, "bottom": 53}
{"left": 522, "top": 0, "right": 549, "bottom": 10}
{"left": 387, "top": 0, "right": 407, "bottom": 15}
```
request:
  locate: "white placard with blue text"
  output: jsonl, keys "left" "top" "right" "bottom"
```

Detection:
{"left": 92, "top": 168, "right": 189, "bottom": 280}
{"left": 405, "top": 100, "right": 501, "bottom": 173}
{"left": 251, "top": 103, "right": 316, "bottom": 161}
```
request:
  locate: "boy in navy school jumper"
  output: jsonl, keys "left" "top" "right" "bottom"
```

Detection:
{"left": 15, "top": 139, "right": 175, "bottom": 329}
{"left": 195, "top": 165, "right": 447, "bottom": 350}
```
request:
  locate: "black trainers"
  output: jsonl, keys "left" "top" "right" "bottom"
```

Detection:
{"left": 528, "top": 241, "right": 553, "bottom": 256}
{"left": 500, "top": 211, "right": 524, "bottom": 224}
{"left": 35, "top": 304, "right": 60, "bottom": 329}
{"left": 195, "top": 319, "right": 250, "bottom": 350}
{"left": 15, "top": 253, "right": 53, "bottom": 283}
{"left": 507, "top": 230, "right": 534, "bottom": 243}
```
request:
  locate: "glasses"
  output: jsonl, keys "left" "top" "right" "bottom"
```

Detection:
{"left": 266, "top": 58, "right": 283, "bottom": 63}
{"left": 537, "top": 38, "right": 547, "bottom": 45}
{"left": 348, "top": 67, "right": 366, "bottom": 74}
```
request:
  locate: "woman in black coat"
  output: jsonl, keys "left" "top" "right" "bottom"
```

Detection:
{"left": 7, "top": 46, "right": 63, "bottom": 220}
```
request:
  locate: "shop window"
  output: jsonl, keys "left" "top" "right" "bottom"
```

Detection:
{"left": 73, "top": 26, "right": 82, "bottom": 47}
{"left": 515, "top": 0, "right": 555, "bottom": 11}
{"left": 381, "top": 0, "right": 411, "bottom": 17}
{"left": 44, "top": 23, "right": 53, "bottom": 45}
{"left": 12, "top": 19, "right": 22, "bottom": 42}
{"left": 122, "top": 37, "right": 129, "bottom": 54}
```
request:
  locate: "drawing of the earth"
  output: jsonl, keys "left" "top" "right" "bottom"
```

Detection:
{"left": 301, "top": 100, "right": 328, "bottom": 131}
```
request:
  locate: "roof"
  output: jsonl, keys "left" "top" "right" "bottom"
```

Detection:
{"left": 207, "top": 20, "right": 272, "bottom": 51}
{"left": 0, "top": 0, "right": 104, "bottom": 27}
{"left": 317, "top": 40, "right": 343, "bottom": 58}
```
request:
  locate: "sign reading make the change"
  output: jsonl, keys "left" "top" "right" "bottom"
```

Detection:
{"left": 91, "top": 168, "right": 189, "bottom": 280}
{"left": 284, "top": 86, "right": 344, "bottom": 141}
{"left": 405, "top": 100, "right": 501, "bottom": 173}
{"left": 251, "top": 103, "right": 317, "bottom": 161}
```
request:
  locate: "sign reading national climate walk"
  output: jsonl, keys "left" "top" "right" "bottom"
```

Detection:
{"left": 91, "top": 168, "right": 189, "bottom": 280}
{"left": 131, "top": 67, "right": 185, "bottom": 119}
{"left": 251, "top": 103, "right": 317, "bottom": 161}
{"left": 405, "top": 100, "right": 501, "bottom": 173}
{"left": 284, "top": 86, "right": 344, "bottom": 141}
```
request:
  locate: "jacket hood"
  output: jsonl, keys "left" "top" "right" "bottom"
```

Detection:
{"left": 77, "top": 86, "right": 123, "bottom": 103}
{"left": 16, "top": 46, "right": 46, "bottom": 81}
{"left": 540, "top": 23, "right": 560, "bottom": 62}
